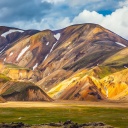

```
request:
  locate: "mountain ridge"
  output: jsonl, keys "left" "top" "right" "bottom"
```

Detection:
{"left": 0, "top": 23, "right": 128, "bottom": 102}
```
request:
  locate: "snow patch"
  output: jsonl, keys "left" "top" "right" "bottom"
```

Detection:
{"left": 124, "top": 66, "right": 127, "bottom": 69}
{"left": 44, "top": 54, "right": 49, "bottom": 61}
{"left": 45, "top": 88, "right": 48, "bottom": 90}
{"left": 46, "top": 42, "right": 49, "bottom": 45}
{"left": 1, "top": 29, "right": 24, "bottom": 38}
{"left": 16, "top": 45, "right": 30, "bottom": 61}
{"left": 9, "top": 52, "right": 13, "bottom": 56}
{"left": 43, "top": 41, "right": 59, "bottom": 61}
{"left": 33, "top": 63, "right": 38, "bottom": 70}
{"left": 115, "top": 42, "right": 126, "bottom": 47}
{"left": 54, "top": 33, "right": 60, "bottom": 40}
{"left": 4, "top": 58, "right": 6, "bottom": 61}
{"left": 50, "top": 41, "right": 58, "bottom": 53}
{"left": 0, "top": 45, "right": 8, "bottom": 54}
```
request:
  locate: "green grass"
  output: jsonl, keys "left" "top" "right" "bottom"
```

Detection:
{"left": 63, "top": 50, "right": 117, "bottom": 71}
{"left": 5, "top": 63, "right": 30, "bottom": 70}
{"left": 1, "top": 82, "right": 35, "bottom": 96}
{"left": 96, "top": 66, "right": 123, "bottom": 79}
{"left": 0, "top": 73, "right": 11, "bottom": 82}
{"left": 0, "top": 107, "right": 128, "bottom": 128}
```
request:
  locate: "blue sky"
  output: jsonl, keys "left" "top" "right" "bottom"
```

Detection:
{"left": 0, "top": 0, "right": 128, "bottom": 39}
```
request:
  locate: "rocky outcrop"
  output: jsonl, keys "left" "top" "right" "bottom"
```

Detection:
{"left": 0, "top": 121, "right": 113, "bottom": 128}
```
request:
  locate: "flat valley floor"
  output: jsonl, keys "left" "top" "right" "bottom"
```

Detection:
{"left": 0, "top": 100, "right": 128, "bottom": 128}
{"left": 0, "top": 100, "right": 128, "bottom": 108}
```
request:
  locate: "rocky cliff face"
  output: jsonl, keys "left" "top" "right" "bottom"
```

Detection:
{"left": 0, "top": 23, "right": 128, "bottom": 101}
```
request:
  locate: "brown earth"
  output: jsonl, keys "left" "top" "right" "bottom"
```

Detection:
{"left": 0, "top": 100, "right": 128, "bottom": 108}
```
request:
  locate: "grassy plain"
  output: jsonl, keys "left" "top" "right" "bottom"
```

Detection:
{"left": 0, "top": 101, "right": 128, "bottom": 128}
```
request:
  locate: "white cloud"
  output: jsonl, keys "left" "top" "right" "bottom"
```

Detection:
{"left": 5, "top": 5, "right": 128, "bottom": 40}
{"left": 41, "top": 0, "right": 65, "bottom": 4}
{"left": 73, "top": 10, "right": 104, "bottom": 24}
{"left": 119, "top": 0, "right": 128, "bottom": 7}
{"left": 71, "top": 6, "right": 128, "bottom": 39}
{"left": 10, "top": 17, "right": 71, "bottom": 31}
{"left": 64, "top": 0, "right": 120, "bottom": 11}
{"left": 66, "top": 0, "right": 101, "bottom": 7}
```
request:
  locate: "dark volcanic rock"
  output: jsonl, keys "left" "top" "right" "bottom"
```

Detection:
{"left": 0, "top": 122, "right": 26, "bottom": 128}
{"left": 0, "top": 121, "right": 114, "bottom": 128}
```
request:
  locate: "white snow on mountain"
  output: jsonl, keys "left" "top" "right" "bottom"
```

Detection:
{"left": 16, "top": 45, "right": 30, "bottom": 61}
{"left": 9, "top": 52, "right": 13, "bottom": 56}
{"left": 0, "top": 45, "right": 8, "bottom": 54}
{"left": 54, "top": 33, "right": 60, "bottom": 40}
{"left": 1, "top": 29, "right": 24, "bottom": 38}
{"left": 50, "top": 41, "right": 58, "bottom": 53}
{"left": 43, "top": 41, "right": 58, "bottom": 61}
{"left": 46, "top": 42, "right": 49, "bottom": 45}
{"left": 115, "top": 42, "right": 126, "bottom": 47}
{"left": 33, "top": 63, "right": 38, "bottom": 70}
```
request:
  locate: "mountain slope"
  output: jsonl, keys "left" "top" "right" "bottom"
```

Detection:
{"left": 47, "top": 67, "right": 128, "bottom": 101}
{"left": 0, "top": 23, "right": 128, "bottom": 101}
{"left": 0, "top": 61, "right": 41, "bottom": 82}
{"left": 0, "top": 30, "right": 58, "bottom": 69}
{"left": 103, "top": 47, "right": 128, "bottom": 67}
{"left": 0, "top": 71, "right": 52, "bottom": 102}
{"left": 0, "top": 26, "right": 39, "bottom": 55}
{"left": 37, "top": 24, "right": 128, "bottom": 96}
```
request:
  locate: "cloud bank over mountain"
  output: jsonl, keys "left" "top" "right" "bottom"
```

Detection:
{"left": 0, "top": 0, "right": 128, "bottom": 39}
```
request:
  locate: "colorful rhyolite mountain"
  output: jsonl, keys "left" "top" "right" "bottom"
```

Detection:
{"left": 0, "top": 23, "right": 128, "bottom": 102}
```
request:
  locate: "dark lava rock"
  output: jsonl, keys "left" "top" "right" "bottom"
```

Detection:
{"left": 0, "top": 121, "right": 114, "bottom": 128}
{"left": 0, "top": 122, "right": 26, "bottom": 128}
{"left": 63, "top": 120, "right": 72, "bottom": 125}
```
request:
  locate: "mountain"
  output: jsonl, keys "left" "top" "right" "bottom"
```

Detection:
{"left": 0, "top": 72, "right": 52, "bottom": 101}
{"left": 0, "top": 81, "right": 53, "bottom": 101}
{"left": 0, "top": 26, "right": 39, "bottom": 55}
{"left": 0, "top": 23, "right": 128, "bottom": 101}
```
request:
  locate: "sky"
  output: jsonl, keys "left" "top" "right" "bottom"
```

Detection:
{"left": 0, "top": 0, "right": 128, "bottom": 39}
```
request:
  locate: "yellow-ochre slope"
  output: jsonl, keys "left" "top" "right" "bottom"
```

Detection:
{"left": 47, "top": 67, "right": 128, "bottom": 101}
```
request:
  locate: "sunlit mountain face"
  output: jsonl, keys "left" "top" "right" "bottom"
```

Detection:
{"left": 0, "top": 23, "right": 127, "bottom": 101}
